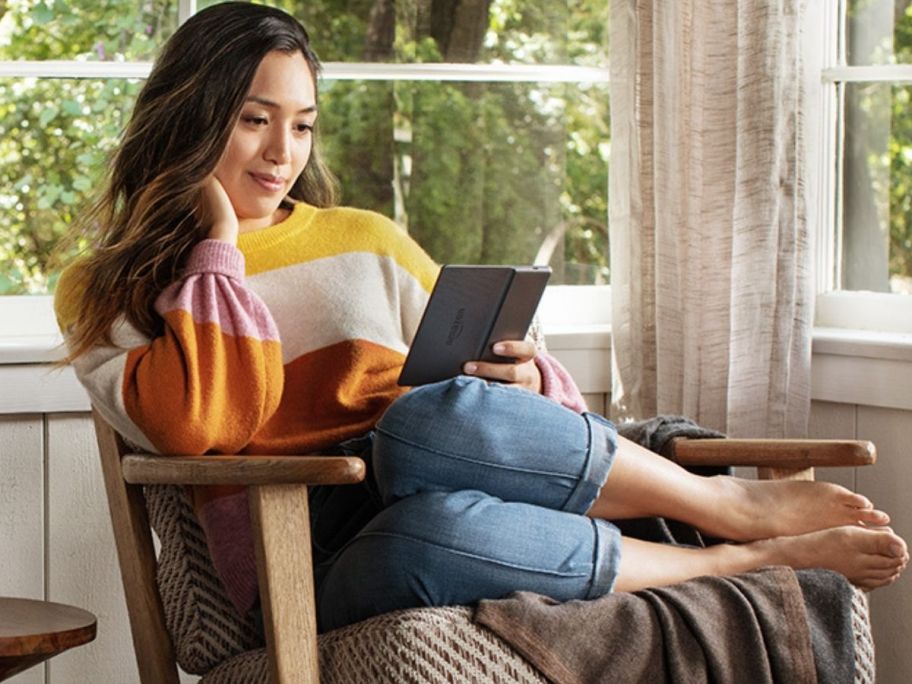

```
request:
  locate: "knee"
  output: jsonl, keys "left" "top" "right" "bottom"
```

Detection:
{"left": 377, "top": 376, "right": 484, "bottom": 435}
{"left": 372, "top": 377, "right": 481, "bottom": 502}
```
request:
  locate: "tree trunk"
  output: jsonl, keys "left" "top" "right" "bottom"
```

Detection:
{"left": 363, "top": 0, "right": 396, "bottom": 62}
{"left": 430, "top": 0, "right": 492, "bottom": 62}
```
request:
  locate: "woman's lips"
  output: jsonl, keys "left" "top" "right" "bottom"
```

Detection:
{"left": 249, "top": 172, "right": 285, "bottom": 193}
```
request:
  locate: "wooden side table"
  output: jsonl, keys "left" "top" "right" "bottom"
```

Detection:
{"left": 0, "top": 597, "right": 97, "bottom": 681}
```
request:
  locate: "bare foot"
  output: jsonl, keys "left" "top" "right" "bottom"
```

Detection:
{"left": 758, "top": 525, "right": 909, "bottom": 590}
{"left": 699, "top": 477, "right": 890, "bottom": 542}
{"left": 615, "top": 525, "right": 908, "bottom": 593}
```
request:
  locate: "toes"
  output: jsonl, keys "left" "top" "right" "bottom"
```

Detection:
{"left": 854, "top": 508, "right": 890, "bottom": 526}
{"left": 859, "top": 575, "right": 897, "bottom": 590}
{"left": 846, "top": 492, "right": 874, "bottom": 510}
{"left": 854, "top": 565, "right": 904, "bottom": 590}
{"left": 866, "top": 555, "right": 904, "bottom": 571}
{"left": 889, "top": 538, "right": 909, "bottom": 559}
{"left": 868, "top": 532, "right": 908, "bottom": 561}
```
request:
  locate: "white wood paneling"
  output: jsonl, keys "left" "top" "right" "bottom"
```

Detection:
{"left": 855, "top": 406, "right": 912, "bottom": 684}
{"left": 0, "top": 414, "right": 45, "bottom": 684}
{"left": 0, "top": 415, "right": 44, "bottom": 596}
{"left": 45, "top": 413, "right": 139, "bottom": 684}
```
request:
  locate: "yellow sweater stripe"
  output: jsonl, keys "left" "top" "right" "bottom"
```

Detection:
{"left": 238, "top": 203, "right": 439, "bottom": 293}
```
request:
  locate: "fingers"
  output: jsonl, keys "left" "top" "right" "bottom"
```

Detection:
{"left": 462, "top": 359, "right": 516, "bottom": 382}
{"left": 489, "top": 339, "right": 537, "bottom": 363}
{"left": 200, "top": 176, "right": 239, "bottom": 244}
{"left": 463, "top": 341, "right": 542, "bottom": 393}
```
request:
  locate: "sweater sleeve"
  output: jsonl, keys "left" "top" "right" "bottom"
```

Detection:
{"left": 535, "top": 351, "right": 588, "bottom": 413}
{"left": 56, "top": 240, "right": 284, "bottom": 455}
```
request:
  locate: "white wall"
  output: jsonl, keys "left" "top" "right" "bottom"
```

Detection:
{"left": 1, "top": 412, "right": 139, "bottom": 684}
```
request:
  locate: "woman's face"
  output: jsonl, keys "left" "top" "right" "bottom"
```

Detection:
{"left": 214, "top": 50, "right": 317, "bottom": 232}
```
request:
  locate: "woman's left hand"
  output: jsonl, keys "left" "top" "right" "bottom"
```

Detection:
{"left": 463, "top": 339, "right": 542, "bottom": 394}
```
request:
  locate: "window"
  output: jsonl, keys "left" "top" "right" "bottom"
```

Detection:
{"left": 823, "top": 0, "right": 912, "bottom": 296}
{"left": 0, "top": 0, "right": 610, "bottom": 296}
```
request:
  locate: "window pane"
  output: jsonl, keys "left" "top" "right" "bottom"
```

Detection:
{"left": 0, "top": 1, "right": 178, "bottom": 61}
{"left": 841, "top": 82, "right": 912, "bottom": 294}
{"left": 319, "top": 79, "right": 609, "bottom": 284}
{"left": 0, "top": 78, "right": 142, "bottom": 295}
{"left": 201, "top": 0, "right": 608, "bottom": 66}
{"left": 0, "top": 2, "right": 610, "bottom": 295}
{"left": 0, "top": 75, "right": 609, "bottom": 295}
{"left": 846, "top": 0, "right": 912, "bottom": 65}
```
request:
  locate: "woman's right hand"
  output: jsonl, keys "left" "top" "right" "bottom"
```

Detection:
{"left": 200, "top": 175, "right": 239, "bottom": 245}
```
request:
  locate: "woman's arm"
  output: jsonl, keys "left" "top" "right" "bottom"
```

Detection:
{"left": 57, "top": 240, "right": 285, "bottom": 456}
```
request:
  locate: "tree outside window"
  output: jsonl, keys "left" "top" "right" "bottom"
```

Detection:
{"left": 0, "top": 0, "right": 609, "bottom": 294}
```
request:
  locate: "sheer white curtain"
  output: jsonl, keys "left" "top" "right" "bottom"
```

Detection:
{"left": 608, "top": 0, "right": 812, "bottom": 437}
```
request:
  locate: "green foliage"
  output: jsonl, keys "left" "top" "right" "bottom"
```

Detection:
{"left": 0, "top": 0, "right": 610, "bottom": 293}
{"left": 0, "top": 0, "right": 173, "bottom": 293}
{"left": 891, "top": 4, "right": 912, "bottom": 282}
{"left": 0, "top": 77, "right": 141, "bottom": 293}
{"left": 306, "top": 0, "right": 610, "bottom": 283}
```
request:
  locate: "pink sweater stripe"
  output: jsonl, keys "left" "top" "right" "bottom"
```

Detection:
{"left": 184, "top": 239, "right": 246, "bottom": 279}
{"left": 155, "top": 242, "right": 281, "bottom": 342}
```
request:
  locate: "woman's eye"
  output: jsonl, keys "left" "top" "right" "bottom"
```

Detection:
{"left": 243, "top": 115, "right": 268, "bottom": 126}
{"left": 295, "top": 123, "right": 314, "bottom": 134}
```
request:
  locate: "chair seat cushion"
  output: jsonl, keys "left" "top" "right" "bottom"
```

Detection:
{"left": 202, "top": 606, "right": 547, "bottom": 683}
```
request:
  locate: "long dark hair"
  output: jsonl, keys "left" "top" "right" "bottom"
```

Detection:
{"left": 62, "top": 2, "right": 337, "bottom": 360}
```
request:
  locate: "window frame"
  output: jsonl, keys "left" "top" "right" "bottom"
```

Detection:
{"left": 813, "top": 0, "right": 912, "bottom": 331}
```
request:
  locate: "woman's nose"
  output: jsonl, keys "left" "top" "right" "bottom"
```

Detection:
{"left": 265, "top": 129, "right": 291, "bottom": 165}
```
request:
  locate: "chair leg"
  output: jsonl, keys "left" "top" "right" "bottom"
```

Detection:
{"left": 250, "top": 484, "right": 320, "bottom": 684}
{"left": 93, "top": 411, "right": 180, "bottom": 684}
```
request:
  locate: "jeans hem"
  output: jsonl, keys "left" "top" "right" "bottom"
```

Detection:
{"left": 561, "top": 413, "right": 617, "bottom": 514}
{"left": 587, "top": 518, "right": 621, "bottom": 598}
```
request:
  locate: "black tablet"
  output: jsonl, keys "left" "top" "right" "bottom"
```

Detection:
{"left": 398, "top": 264, "right": 551, "bottom": 386}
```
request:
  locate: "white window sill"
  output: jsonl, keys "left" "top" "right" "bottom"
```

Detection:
{"left": 2, "top": 292, "right": 912, "bottom": 414}
{"left": 810, "top": 327, "right": 912, "bottom": 412}
{"left": 812, "top": 327, "right": 912, "bottom": 362}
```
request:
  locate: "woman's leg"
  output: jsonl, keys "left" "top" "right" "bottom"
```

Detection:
{"left": 378, "top": 376, "right": 891, "bottom": 543}
{"left": 372, "top": 376, "right": 907, "bottom": 594}
{"left": 315, "top": 491, "right": 908, "bottom": 632}
{"left": 589, "top": 435, "right": 892, "bottom": 541}
{"left": 615, "top": 525, "right": 908, "bottom": 593}
{"left": 315, "top": 490, "right": 620, "bottom": 632}
{"left": 374, "top": 376, "right": 616, "bottom": 513}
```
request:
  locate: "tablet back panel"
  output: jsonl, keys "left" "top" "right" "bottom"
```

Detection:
{"left": 481, "top": 267, "right": 552, "bottom": 362}
{"left": 398, "top": 265, "right": 550, "bottom": 386}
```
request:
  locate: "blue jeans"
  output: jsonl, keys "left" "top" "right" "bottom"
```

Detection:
{"left": 314, "top": 376, "right": 621, "bottom": 632}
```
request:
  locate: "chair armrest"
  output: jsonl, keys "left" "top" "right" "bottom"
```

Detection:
{"left": 668, "top": 438, "right": 876, "bottom": 470}
{"left": 121, "top": 454, "right": 366, "bottom": 486}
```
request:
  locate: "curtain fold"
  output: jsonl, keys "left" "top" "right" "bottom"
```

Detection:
{"left": 608, "top": 0, "right": 812, "bottom": 437}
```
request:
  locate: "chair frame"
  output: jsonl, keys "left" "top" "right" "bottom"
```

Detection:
{"left": 91, "top": 408, "right": 876, "bottom": 684}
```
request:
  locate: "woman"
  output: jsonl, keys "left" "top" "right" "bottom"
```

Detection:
{"left": 55, "top": 2, "right": 907, "bottom": 633}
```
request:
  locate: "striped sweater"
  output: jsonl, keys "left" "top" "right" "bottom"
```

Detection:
{"left": 55, "top": 202, "right": 587, "bottom": 614}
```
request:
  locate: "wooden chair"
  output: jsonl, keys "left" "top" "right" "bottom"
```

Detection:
{"left": 91, "top": 407, "right": 877, "bottom": 683}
